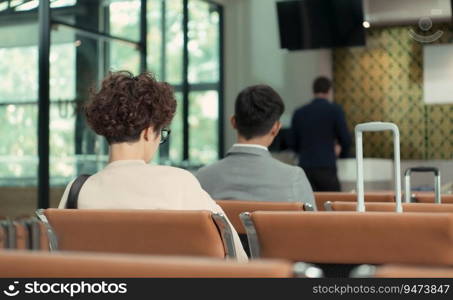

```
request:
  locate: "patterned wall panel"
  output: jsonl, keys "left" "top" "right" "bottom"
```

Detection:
{"left": 427, "top": 105, "right": 453, "bottom": 159}
{"left": 333, "top": 25, "right": 453, "bottom": 159}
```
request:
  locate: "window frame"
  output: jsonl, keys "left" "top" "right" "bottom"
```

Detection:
{"left": 1, "top": 0, "right": 224, "bottom": 207}
{"left": 157, "top": 0, "right": 224, "bottom": 164}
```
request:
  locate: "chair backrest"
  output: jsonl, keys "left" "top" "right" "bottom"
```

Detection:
{"left": 0, "top": 223, "right": 6, "bottom": 249}
{"left": 216, "top": 200, "right": 307, "bottom": 234}
{"left": 412, "top": 193, "right": 453, "bottom": 204}
{"left": 37, "top": 209, "right": 233, "bottom": 259}
{"left": 314, "top": 192, "right": 395, "bottom": 211}
{"left": 326, "top": 201, "right": 453, "bottom": 213}
{"left": 241, "top": 211, "right": 453, "bottom": 265}
{"left": 13, "top": 217, "right": 50, "bottom": 251}
{"left": 0, "top": 251, "right": 296, "bottom": 278}
{"left": 13, "top": 222, "right": 28, "bottom": 250}
{"left": 23, "top": 218, "right": 50, "bottom": 251}
{"left": 0, "top": 219, "right": 34, "bottom": 250}
{"left": 0, "top": 220, "right": 14, "bottom": 249}
{"left": 38, "top": 221, "right": 51, "bottom": 251}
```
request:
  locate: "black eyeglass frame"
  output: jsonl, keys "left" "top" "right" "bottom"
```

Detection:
{"left": 160, "top": 128, "right": 171, "bottom": 144}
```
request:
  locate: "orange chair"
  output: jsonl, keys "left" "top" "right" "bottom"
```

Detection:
{"left": 216, "top": 200, "right": 311, "bottom": 234}
{"left": 314, "top": 192, "right": 395, "bottom": 211}
{"left": 0, "top": 222, "right": 6, "bottom": 249}
{"left": 240, "top": 211, "right": 453, "bottom": 266}
{"left": 0, "top": 220, "right": 14, "bottom": 249}
{"left": 12, "top": 222, "right": 28, "bottom": 250}
{"left": 0, "top": 219, "right": 32, "bottom": 250}
{"left": 325, "top": 201, "right": 453, "bottom": 213}
{"left": 37, "top": 209, "right": 236, "bottom": 259}
{"left": 352, "top": 264, "right": 453, "bottom": 278}
{"left": 23, "top": 218, "right": 50, "bottom": 251}
{"left": 0, "top": 251, "right": 318, "bottom": 278}
{"left": 412, "top": 192, "right": 453, "bottom": 204}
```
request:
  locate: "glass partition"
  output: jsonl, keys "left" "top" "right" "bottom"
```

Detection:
{"left": 189, "top": 90, "right": 218, "bottom": 164}
{"left": 0, "top": 0, "right": 223, "bottom": 214}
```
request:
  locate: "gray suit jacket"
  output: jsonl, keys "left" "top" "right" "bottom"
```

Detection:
{"left": 195, "top": 146, "right": 316, "bottom": 209}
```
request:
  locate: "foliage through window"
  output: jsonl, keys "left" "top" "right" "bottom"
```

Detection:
{"left": 0, "top": 0, "right": 222, "bottom": 186}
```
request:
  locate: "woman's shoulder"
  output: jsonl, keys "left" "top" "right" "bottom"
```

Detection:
{"left": 144, "top": 165, "right": 202, "bottom": 192}
{"left": 144, "top": 165, "right": 196, "bottom": 180}
{"left": 92, "top": 163, "right": 201, "bottom": 189}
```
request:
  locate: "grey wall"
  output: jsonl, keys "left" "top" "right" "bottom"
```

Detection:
{"left": 221, "top": 0, "right": 333, "bottom": 153}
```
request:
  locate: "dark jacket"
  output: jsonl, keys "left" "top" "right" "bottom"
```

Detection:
{"left": 290, "top": 98, "right": 352, "bottom": 169}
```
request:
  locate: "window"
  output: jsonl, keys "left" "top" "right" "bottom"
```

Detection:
{"left": 0, "top": 31, "right": 76, "bottom": 185}
{"left": 188, "top": 0, "right": 220, "bottom": 84}
{"left": 0, "top": 0, "right": 223, "bottom": 211}
{"left": 189, "top": 90, "right": 219, "bottom": 164}
{"left": 147, "top": 0, "right": 223, "bottom": 165}
{"left": 188, "top": 0, "right": 221, "bottom": 164}
{"left": 109, "top": 0, "right": 141, "bottom": 74}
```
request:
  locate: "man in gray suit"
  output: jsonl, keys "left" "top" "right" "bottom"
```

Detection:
{"left": 196, "top": 85, "right": 316, "bottom": 209}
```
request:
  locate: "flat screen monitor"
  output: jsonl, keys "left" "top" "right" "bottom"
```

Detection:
{"left": 277, "top": 0, "right": 366, "bottom": 50}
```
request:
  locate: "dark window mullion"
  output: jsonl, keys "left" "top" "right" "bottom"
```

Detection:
{"left": 38, "top": 0, "right": 51, "bottom": 208}
{"left": 161, "top": 0, "right": 167, "bottom": 81}
{"left": 139, "top": 0, "right": 147, "bottom": 73}
{"left": 51, "top": 19, "right": 140, "bottom": 47}
{"left": 218, "top": 4, "right": 225, "bottom": 159}
{"left": 159, "top": 0, "right": 170, "bottom": 162}
{"left": 182, "top": 0, "right": 189, "bottom": 161}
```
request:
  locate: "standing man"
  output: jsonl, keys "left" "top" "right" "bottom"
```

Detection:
{"left": 291, "top": 76, "right": 352, "bottom": 192}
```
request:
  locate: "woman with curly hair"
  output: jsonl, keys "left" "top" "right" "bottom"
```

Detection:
{"left": 58, "top": 71, "right": 247, "bottom": 260}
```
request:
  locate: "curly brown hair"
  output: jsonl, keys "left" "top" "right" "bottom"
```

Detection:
{"left": 85, "top": 71, "right": 177, "bottom": 144}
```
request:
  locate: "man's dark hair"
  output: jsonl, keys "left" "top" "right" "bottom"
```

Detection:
{"left": 313, "top": 76, "right": 332, "bottom": 94}
{"left": 85, "top": 71, "right": 176, "bottom": 144}
{"left": 234, "top": 85, "right": 285, "bottom": 140}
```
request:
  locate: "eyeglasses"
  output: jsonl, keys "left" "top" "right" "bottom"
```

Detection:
{"left": 160, "top": 128, "right": 171, "bottom": 144}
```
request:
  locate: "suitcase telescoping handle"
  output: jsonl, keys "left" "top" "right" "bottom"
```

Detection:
{"left": 404, "top": 167, "right": 441, "bottom": 204}
{"left": 355, "top": 122, "right": 402, "bottom": 213}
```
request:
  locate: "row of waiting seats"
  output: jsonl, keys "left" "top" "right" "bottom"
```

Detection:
{"left": 0, "top": 217, "right": 48, "bottom": 250}
{"left": 2, "top": 251, "right": 453, "bottom": 278}
{"left": 1, "top": 191, "right": 448, "bottom": 248}
{"left": 0, "top": 192, "right": 396, "bottom": 251}
{"left": 314, "top": 191, "right": 453, "bottom": 211}
{"left": 2, "top": 192, "right": 453, "bottom": 277}
{"left": 325, "top": 201, "right": 453, "bottom": 212}
{"left": 0, "top": 252, "right": 301, "bottom": 278}
{"left": 1, "top": 209, "right": 320, "bottom": 278}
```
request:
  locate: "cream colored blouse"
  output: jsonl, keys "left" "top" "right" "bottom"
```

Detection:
{"left": 58, "top": 160, "right": 248, "bottom": 261}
